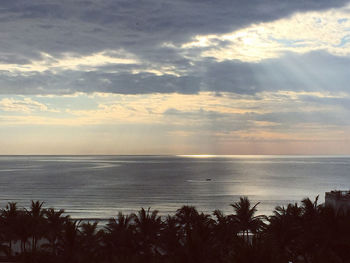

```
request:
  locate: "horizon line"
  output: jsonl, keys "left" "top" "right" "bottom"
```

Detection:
{"left": 1, "top": 154, "right": 350, "bottom": 157}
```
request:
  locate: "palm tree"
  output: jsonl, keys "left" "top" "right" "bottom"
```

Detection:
{"left": 79, "top": 222, "right": 101, "bottom": 263}
{"left": 302, "top": 201, "right": 349, "bottom": 262}
{"left": 28, "top": 200, "right": 46, "bottom": 253}
{"left": 1, "top": 202, "right": 19, "bottom": 256}
{"left": 58, "top": 220, "right": 81, "bottom": 263}
{"left": 175, "top": 206, "right": 217, "bottom": 263}
{"left": 186, "top": 212, "right": 216, "bottom": 263}
{"left": 134, "top": 207, "right": 162, "bottom": 260}
{"left": 102, "top": 212, "right": 137, "bottom": 262}
{"left": 264, "top": 203, "right": 303, "bottom": 262}
{"left": 213, "top": 209, "right": 240, "bottom": 261}
{"left": 301, "top": 196, "right": 320, "bottom": 219}
{"left": 42, "top": 208, "right": 67, "bottom": 256}
{"left": 16, "top": 210, "right": 32, "bottom": 254}
{"left": 299, "top": 196, "right": 322, "bottom": 260}
{"left": 175, "top": 205, "right": 199, "bottom": 237}
{"left": 161, "top": 215, "right": 182, "bottom": 262}
{"left": 312, "top": 206, "right": 350, "bottom": 262}
{"left": 231, "top": 197, "right": 264, "bottom": 242}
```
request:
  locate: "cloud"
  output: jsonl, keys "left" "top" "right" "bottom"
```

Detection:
{"left": 0, "top": 70, "right": 201, "bottom": 95}
{"left": 1, "top": 90, "right": 350, "bottom": 155}
{"left": 0, "top": 1, "right": 349, "bottom": 96}
{"left": 1, "top": 1, "right": 350, "bottom": 154}
{"left": 2, "top": 90, "right": 348, "bottom": 127}
{"left": 177, "top": 4, "right": 350, "bottom": 62}
{"left": 1, "top": 0, "right": 347, "bottom": 58}
{"left": 200, "top": 51, "right": 350, "bottom": 94}
{"left": 1, "top": 50, "right": 350, "bottom": 96}
{"left": 0, "top": 97, "right": 53, "bottom": 113}
{"left": 0, "top": 50, "right": 139, "bottom": 73}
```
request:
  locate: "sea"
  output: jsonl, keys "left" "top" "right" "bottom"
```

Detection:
{"left": 0, "top": 155, "right": 349, "bottom": 221}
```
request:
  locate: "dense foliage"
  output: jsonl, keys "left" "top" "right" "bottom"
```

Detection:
{"left": 0, "top": 197, "right": 349, "bottom": 263}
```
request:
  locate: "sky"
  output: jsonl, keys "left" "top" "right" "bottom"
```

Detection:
{"left": 1, "top": 0, "right": 350, "bottom": 154}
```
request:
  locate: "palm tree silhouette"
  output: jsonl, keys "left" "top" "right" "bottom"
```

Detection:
{"left": 1, "top": 202, "right": 19, "bottom": 256}
{"left": 315, "top": 203, "right": 348, "bottom": 262}
{"left": 16, "top": 210, "right": 32, "bottom": 254}
{"left": 187, "top": 212, "right": 216, "bottom": 263}
{"left": 231, "top": 197, "right": 264, "bottom": 242}
{"left": 134, "top": 207, "right": 162, "bottom": 260}
{"left": 58, "top": 220, "right": 81, "bottom": 263}
{"left": 161, "top": 215, "right": 182, "bottom": 262}
{"left": 265, "top": 203, "right": 303, "bottom": 262}
{"left": 175, "top": 206, "right": 218, "bottom": 263}
{"left": 28, "top": 200, "right": 45, "bottom": 253}
{"left": 0, "top": 196, "right": 349, "bottom": 262}
{"left": 213, "top": 209, "right": 240, "bottom": 261}
{"left": 175, "top": 205, "right": 199, "bottom": 237}
{"left": 42, "top": 208, "right": 67, "bottom": 256}
{"left": 79, "top": 222, "right": 101, "bottom": 263}
{"left": 103, "top": 212, "right": 137, "bottom": 262}
{"left": 301, "top": 196, "right": 320, "bottom": 219}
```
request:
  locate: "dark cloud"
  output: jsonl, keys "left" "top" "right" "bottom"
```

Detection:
{"left": 1, "top": 51, "right": 350, "bottom": 95}
{"left": 0, "top": 0, "right": 348, "bottom": 57}
{"left": 74, "top": 72, "right": 201, "bottom": 94}
{"left": 0, "top": 71, "right": 201, "bottom": 95}
{"left": 201, "top": 51, "right": 350, "bottom": 94}
{"left": 0, "top": 1, "right": 350, "bottom": 95}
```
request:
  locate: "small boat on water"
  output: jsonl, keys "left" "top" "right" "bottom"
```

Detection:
{"left": 206, "top": 178, "right": 212, "bottom": 181}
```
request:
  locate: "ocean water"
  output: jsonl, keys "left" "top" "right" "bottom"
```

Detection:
{"left": 0, "top": 155, "right": 348, "bottom": 220}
